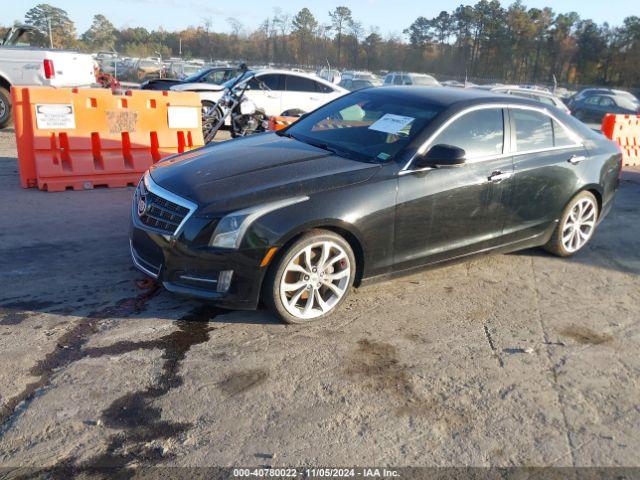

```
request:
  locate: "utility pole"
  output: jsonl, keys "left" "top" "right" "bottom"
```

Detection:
{"left": 47, "top": 17, "right": 53, "bottom": 48}
{"left": 179, "top": 37, "right": 182, "bottom": 57}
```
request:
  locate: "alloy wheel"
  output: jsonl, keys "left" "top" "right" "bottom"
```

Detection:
{"left": 561, "top": 197, "right": 597, "bottom": 253}
{"left": 0, "top": 97, "right": 6, "bottom": 120}
{"left": 279, "top": 240, "right": 351, "bottom": 320}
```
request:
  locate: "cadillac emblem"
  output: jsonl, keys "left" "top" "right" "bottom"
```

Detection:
{"left": 137, "top": 194, "right": 147, "bottom": 217}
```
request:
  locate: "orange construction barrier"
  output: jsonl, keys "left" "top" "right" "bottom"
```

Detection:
{"left": 268, "top": 115, "right": 299, "bottom": 131}
{"left": 601, "top": 114, "right": 640, "bottom": 166}
{"left": 12, "top": 87, "right": 204, "bottom": 191}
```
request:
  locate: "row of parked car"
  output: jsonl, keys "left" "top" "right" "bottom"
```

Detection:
{"left": 141, "top": 64, "right": 639, "bottom": 132}
{"left": 95, "top": 52, "right": 223, "bottom": 82}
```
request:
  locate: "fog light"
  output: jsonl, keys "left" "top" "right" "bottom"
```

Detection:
{"left": 217, "top": 270, "right": 233, "bottom": 292}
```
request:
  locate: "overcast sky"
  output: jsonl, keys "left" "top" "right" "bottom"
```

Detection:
{"left": 5, "top": 0, "right": 636, "bottom": 36}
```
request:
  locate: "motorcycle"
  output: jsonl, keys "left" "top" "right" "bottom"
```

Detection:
{"left": 202, "top": 66, "right": 269, "bottom": 143}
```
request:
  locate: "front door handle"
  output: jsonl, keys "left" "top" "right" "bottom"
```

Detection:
{"left": 488, "top": 170, "right": 512, "bottom": 182}
{"left": 568, "top": 155, "right": 586, "bottom": 165}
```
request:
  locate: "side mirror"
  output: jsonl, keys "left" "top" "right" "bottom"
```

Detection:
{"left": 414, "top": 144, "right": 466, "bottom": 169}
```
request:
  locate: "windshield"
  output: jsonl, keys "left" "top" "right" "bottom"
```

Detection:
{"left": 221, "top": 71, "right": 254, "bottom": 89}
{"left": 184, "top": 68, "right": 211, "bottom": 82}
{"left": 282, "top": 91, "right": 443, "bottom": 163}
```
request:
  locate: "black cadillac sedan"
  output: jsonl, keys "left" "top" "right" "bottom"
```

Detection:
{"left": 130, "top": 87, "right": 621, "bottom": 324}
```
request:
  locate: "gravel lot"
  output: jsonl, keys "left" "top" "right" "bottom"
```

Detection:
{"left": 0, "top": 128, "right": 639, "bottom": 474}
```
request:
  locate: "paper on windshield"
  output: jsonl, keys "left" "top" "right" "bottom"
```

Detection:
{"left": 368, "top": 114, "right": 414, "bottom": 134}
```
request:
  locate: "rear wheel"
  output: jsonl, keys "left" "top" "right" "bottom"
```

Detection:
{"left": 0, "top": 87, "right": 12, "bottom": 129}
{"left": 544, "top": 191, "right": 599, "bottom": 257}
{"left": 264, "top": 230, "right": 356, "bottom": 324}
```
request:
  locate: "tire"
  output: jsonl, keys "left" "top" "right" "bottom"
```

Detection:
{"left": 201, "top": 101, "right": 223, "bottom": 143}
{"left": 263, "top": 229, "right": 356, "bottom": 324}
{"left": 0, "top": 87, "right": 12, "bottom": 129}
{"left": 544, "top": 191, "right": 599, "bottom": 257}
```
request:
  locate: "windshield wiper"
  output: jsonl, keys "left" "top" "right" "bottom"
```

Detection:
{"left": 303, "top": 139, "right": 355, "bottom": 159}
{"left": 275, "top": 130, "right": 295, "bottom": 139}
{"left": 279, "top": 132, "right": 357, "bottom": 160}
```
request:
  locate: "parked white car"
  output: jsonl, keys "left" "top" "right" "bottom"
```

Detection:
{"left": 0, "top": 25, "right": 96, "bottom": 128}
{"left": 472, "top": 85, "right": 571, "bottom": 115}
{"left": 171, "top": 69, "right": 348, "bottom": 119}
{"left": 383, "top": 72, "right": 441, "bottom": 87}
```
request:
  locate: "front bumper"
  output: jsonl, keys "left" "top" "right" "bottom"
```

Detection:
{"left": 129, "top": 222, "right": 267, "bottom": 310}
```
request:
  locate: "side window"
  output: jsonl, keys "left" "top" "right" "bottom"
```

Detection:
{"left": 204, "top": 70, "right": 226, "bottom": 84}
{"left": 253, "top": 74, "right": 284, "bottom": 90}
{"left": 584, "top": 96, "right": 600, "bottom": 105}
{"left": 393, "top": 75, "right": 403, "bottom": 85}
{"left": 384, "top": 75, "right": 393, "bottom": 85}
{"left": 223, "top": 70, "right": 237, "bottom": 81}
{"left": 552, "top": 120, "right": 577, "bottom": 148}
{"left": 285, "top": 75, "right": 317, "bottom": 92}
{"left": 432, "top": 108, "right": 504, "bottom": 159}
{"left": 512, "top": 109, "right": 554, "bottom": 151}
{"left": 599, "top": 97, "right": 615, "bottom": 107}
{"left": 314, "top": 81, "right": 333, "bottom": 93}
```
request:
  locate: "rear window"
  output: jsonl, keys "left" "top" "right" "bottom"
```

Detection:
{"left": 512, "top": 109, "right": 554, "bottom": 151}
{"left": 315, "top": 81, "right": 334, "bottom": 93}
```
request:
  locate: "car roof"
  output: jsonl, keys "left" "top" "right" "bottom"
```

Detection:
{"left": 495, "top": 87, "right": 556, "bottom": 98}
{"left": 242, "top": 68, "right": 348, "bottom": 92}
{"left": 366, "top": 86, "right": 550, "bottom": 110}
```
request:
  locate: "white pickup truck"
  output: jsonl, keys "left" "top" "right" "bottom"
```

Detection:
{"left": 0, "top": 25, "right": 96, "bottom": 128}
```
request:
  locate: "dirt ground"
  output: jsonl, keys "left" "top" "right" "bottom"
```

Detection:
{"left": 0, "top": 127, "right": 639, "bottom": 475}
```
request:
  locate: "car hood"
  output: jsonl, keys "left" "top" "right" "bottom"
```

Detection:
{"left": 171, "top": 82, "right": 224, "bottom": 92}
{"left": 149, "top": 133, "right": 381, "bottom": 214}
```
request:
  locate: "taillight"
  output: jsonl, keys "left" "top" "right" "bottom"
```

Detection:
{"left": 43, "top": 59, "right": 55, "bottom": 79}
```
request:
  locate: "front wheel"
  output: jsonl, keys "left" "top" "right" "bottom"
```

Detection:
{"left": 264, "top": 230, "right": 356, "bottom": 324}
{"left": 202, "top": 101, "right": 223, "bottom": 143}
{"left": 544, "top": 191, "right": 599, "bottom": 257}
{"left": 0, "top": 87, "right": 12, "bottom": 129}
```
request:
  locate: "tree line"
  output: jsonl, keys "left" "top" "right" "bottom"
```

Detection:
{"left": 3, "top": 2, "right": 640, "bottom": 88}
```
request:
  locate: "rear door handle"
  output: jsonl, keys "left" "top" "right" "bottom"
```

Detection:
{"left": 568, "top": 155, "right": 586, "bottom": 165}
{"left": 488, "top": 170, "right": 513, "bottom": 182}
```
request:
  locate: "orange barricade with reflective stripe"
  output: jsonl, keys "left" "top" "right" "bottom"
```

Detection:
{"left": 12, "top": 87, "right": 204, "bottom": 191}
{"left": 601, "top": 114, "right": 640, "bottom": 166}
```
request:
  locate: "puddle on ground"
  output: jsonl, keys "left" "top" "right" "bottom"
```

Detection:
{"left": 0, "top": 300, "right": 62, "bottom": 326}
{"left": 3, "top": 292, "right": 234, "bottom": 477}
{"left": 0, "top": 284, "right": 161, "bottom": 426}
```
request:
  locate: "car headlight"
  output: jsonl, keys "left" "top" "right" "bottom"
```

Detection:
{"left": 209, "top": 196, "right": 309, "bottom": 249}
